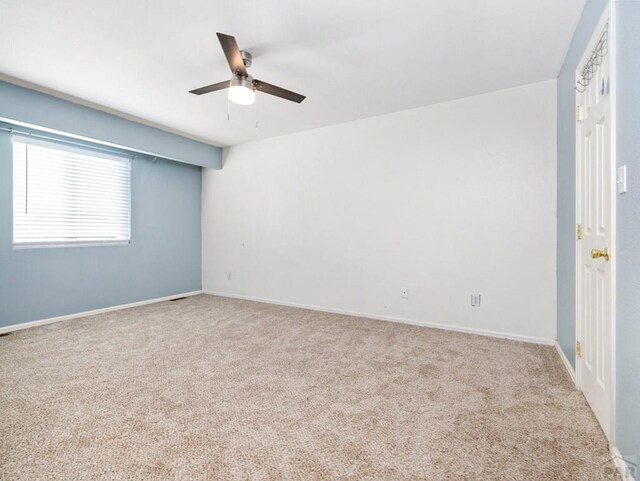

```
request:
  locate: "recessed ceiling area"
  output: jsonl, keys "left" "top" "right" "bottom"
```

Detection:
{"left": 0, "top": 0, "right": 586, "bottom": 147}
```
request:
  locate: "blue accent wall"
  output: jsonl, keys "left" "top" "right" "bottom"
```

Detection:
{"left": 0, "top": 86, "right": 206, "bottom": 328}
{"left": 0, "top": 81, "right": 222, "bottom": 169}
{"left": 556, "top": 0, "right": 609, "bottom": 368}
{"left": 615, "top": 0, "right": 640, "bottom": 467}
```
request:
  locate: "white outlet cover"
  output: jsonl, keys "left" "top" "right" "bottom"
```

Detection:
{"left": 401, "top": 288, "right": 409, "bottom": 299}
{"left": 471, "top": 294, "right": 481, "bottom": 307}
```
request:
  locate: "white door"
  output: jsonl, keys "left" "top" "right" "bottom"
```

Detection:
{"left": 576, "top": 20, "right": 612, "bottom": 439}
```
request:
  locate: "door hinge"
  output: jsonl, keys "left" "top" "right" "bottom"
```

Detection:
{"left": 576, "top": 105, "right": 584, "bottom": 122}
{"left": 576, "top": 341, "right": 582, "bottom": 358}
{"left": 577, "top": 223, "right": 583, "bottom": 240}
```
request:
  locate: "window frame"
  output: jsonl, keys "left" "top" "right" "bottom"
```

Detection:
{"left": 11, "top": 134, "right": 132, "bottom": 249}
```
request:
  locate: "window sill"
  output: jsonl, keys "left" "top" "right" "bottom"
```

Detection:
{"left": 13, "top": 240, "right": 131, "bottom": 250}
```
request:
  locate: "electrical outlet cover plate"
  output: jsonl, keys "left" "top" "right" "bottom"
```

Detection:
{"left": 471, "top": 294, "right": 481, "bottom": 307}
{"left": 401, "top": 288, "right": 409, "bottom": 299}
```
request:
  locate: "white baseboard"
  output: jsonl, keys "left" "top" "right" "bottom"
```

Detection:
{"left": 203, "top": 290, "right": 555, "bottom": 346}
{"left": 0, "top": 290, "right": 203, "bottom": 334}
{"left": 610, "top": 446, "right": 637, "bottom": 481}
{"left": 555, "top": 341, "right": 577, "bottom": 386}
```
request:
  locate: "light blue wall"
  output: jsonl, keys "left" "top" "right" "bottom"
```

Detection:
{"left": 0, "top": 81, "right": 222, "bottom": 169}
{"left": 614, "top": 0, "right": 640, "bottom": 467}
{"left": 0, "top": 85, "right": 208, "bottom": 328}
{"left": 556, "top": 0, "right": 609, "bottom": 368}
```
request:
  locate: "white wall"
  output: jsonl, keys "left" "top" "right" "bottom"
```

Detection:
{"left": 202, "top": 80, "right": 557, "bottom": 343}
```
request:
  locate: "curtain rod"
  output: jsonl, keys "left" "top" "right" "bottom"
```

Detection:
{"left": 0, "top": 125, "right": 151, "bottom": 160}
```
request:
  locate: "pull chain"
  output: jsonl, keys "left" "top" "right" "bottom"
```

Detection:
{"left": 255, "top": 92, "right": 259, "bottom": 128}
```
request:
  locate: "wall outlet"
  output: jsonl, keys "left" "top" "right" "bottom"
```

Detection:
{"left": 471, "top": 294, "right": 481, "bottom": 307}
{"left": 401, "top": 287, "right": 409, "bottom": 299}
{"left": 227, "top": 271, "right": 232, "bottom": 281}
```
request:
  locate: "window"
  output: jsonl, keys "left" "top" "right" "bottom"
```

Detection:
{"left": 12, "top": 136, "right": 130, "bottom": 247}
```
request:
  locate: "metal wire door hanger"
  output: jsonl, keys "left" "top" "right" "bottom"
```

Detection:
{"left": 575, "top": 23, "right": 609, "bottom": 93}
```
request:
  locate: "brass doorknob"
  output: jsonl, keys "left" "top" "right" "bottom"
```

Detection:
{"left": 591, "top": 247, "right": 610, "bottom": 261}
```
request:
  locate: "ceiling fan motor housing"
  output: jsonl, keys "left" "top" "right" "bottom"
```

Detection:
{"left": 240, "top": 50, "right": 252, "bottom": 68}
{"left": 231, "top": 74, "right": 254, "bottom": 90}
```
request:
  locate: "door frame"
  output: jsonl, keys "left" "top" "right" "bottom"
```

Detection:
{"left": 574, "top": 3, "right": 617, "bottom": 445}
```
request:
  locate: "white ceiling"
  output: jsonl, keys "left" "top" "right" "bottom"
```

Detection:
{"left": 0, "top": 0, "right": 585, "bottom": 147}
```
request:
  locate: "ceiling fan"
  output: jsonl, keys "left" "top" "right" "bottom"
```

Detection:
{"left": 189, "top": 33, "right": 306, "bottom": 106}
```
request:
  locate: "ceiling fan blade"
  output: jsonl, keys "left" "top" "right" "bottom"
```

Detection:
{"left": 189, "top": 80, "right": 230, "bottom": 95}
{"left": 253, "top": 79, "right": 306, "bottom": 103}
{"left": 217, "top": 32, "right": 247, "bottom": 77}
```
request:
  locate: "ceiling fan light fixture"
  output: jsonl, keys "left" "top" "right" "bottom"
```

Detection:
{"left": 228, "top": 76, "right": 255, "bottom": 105}
{"left": 189, "top": 33, "right": 305, "bottom": 103}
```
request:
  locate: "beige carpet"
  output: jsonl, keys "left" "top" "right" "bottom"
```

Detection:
{"left": 0, "top": 295, "right": 618, "bottom": 480}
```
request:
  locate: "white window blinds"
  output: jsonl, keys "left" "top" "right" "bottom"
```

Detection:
{"left": 12, "top": 136, "right": 131, "bottom": 247}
